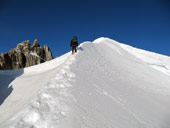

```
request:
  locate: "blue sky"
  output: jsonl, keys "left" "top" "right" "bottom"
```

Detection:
{"left": 0, "top": 0, "right": 170, "bottom": 57}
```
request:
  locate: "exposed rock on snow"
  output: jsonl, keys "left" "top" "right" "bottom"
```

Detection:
{"left": 0, "top": 39, "right": 53, "bottom": 70}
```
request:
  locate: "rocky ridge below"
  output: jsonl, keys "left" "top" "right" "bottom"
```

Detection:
{"left": 0, "top": 39, "right": 53, "bottom": 70}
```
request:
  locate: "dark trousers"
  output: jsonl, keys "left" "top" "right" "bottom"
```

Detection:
{"left": 72, "top": 46, "right": 77, "bottom": 53}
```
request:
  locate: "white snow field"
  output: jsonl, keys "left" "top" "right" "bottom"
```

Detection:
{"left": 0, "top": 37, "right": 170, "bottom": 128}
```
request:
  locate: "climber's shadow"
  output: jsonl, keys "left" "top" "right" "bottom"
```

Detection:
{"left": 0, "top": 69, "right": 24, "bottom": 106}
{"left": 77, "top": 47, "right": 84, "bottom": 51}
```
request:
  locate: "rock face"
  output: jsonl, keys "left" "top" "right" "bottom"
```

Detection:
{"left": 0, "top": 39, "right": 53, "bottom": 70}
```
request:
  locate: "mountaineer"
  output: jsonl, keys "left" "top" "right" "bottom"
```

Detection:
{"left": 70, "top": 36, "right": 78, "bottom": 55}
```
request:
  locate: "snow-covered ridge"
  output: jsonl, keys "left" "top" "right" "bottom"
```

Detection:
{"left": 1, "top": 37, "right": 170, "bottom": 76}
{"left": 94, "top": 37, "right": 170, "bottom": 76}
{"left": 23, "top": 52, "right": 71, "bottom": 74}
{"left": 118, "top": 41, "right": 170, "bottom": 76}
{"left": 1, "top": 37, "right": 170, "bottom": 128}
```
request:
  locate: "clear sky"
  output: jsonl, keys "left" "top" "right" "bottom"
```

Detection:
{"left": 0, "top": 0, "right": 170, "bottom": 57}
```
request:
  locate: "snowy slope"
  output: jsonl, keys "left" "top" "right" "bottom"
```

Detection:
{"left": 0, "top": 37, "right": 170, "bottom": 128}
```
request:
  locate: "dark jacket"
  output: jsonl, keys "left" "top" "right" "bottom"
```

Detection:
{"left": 70, "top": 37, "right": 78, "bottom": 47}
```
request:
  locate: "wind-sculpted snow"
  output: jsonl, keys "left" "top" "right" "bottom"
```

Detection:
{"left": 4, "top": 55, "right": 76, "bottom": 127}
{"left": 0, "top": 53, "right": 71, "bottom": 126}
{"left": 1, "top": 37, "right": 170, "bottom": 128}
{"left": 118, "top": 40, "right": 170, "bottom": 76}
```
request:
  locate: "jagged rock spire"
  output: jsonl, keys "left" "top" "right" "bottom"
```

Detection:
{"left": 32, "top": 39, "right": 40, "bottom": 47}
{"left": 44, "top": 44, "right": 53, "bottom": 61}
{"left": 0, "top": 39, "right": 54, "bottom": 70}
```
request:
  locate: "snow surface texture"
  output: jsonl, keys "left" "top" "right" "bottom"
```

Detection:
{"left": 0, "top": 37, "right": 170, "bottom": 128}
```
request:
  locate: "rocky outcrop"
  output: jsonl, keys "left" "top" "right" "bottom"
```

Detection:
{"left": 0, "top": 39, "right": 53, "bottom": 70}
{"left": 44, "top": 44, "right": 53, "bottom": 61}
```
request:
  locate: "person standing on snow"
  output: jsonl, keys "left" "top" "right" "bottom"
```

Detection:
{"left": 70, "top": 36, "right": 78, "bottom": 55}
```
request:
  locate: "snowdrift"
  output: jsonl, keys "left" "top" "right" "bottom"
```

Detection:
{"left": 0, "top": 37, "right": 170, "bottom": 128}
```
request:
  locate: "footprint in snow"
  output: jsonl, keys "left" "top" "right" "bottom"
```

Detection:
{"left": 22, "top": 111, "right": 40, "bottom": 124}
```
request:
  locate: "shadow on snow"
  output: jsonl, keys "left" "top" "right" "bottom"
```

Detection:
{"left": 77, "top": 47, "right": 84, "bottom": 51}
{"left": 0, "top": 69, "right": 24, "bottom": 106}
